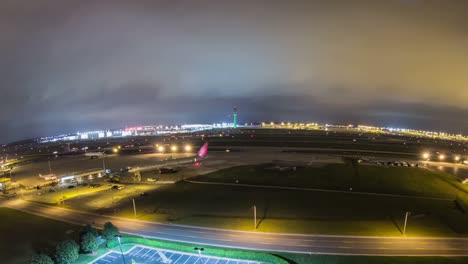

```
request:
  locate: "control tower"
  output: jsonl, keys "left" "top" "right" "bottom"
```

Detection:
{"left": 233, "top": 106, "right": 237, "bottom": 128}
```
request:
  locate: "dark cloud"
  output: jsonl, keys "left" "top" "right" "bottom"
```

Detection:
{"left": 1, "top": 0, "right": 467, "bottom": 142}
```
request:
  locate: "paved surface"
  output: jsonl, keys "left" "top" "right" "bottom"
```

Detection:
{"left": 2, "top": 199, "right": 468, "bottom": 256}
{"left": 92, "top": 245, "right": 260, "bottom": 264}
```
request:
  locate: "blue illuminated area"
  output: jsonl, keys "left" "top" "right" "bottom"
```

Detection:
{"left": 38, "top": 123, "right": 241, "bottom": 143}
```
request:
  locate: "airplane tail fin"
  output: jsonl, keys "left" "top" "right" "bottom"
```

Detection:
{"left": 197, "top": 142, "right": 209, "bottom": 159}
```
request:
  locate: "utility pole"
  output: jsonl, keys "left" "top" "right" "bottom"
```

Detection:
{"left": 102, "top": 158, "right": 106, "bottom": 171}
{"left": 132, "top": 198, "right": 137, "bottom": 217}
{"left": 253, "top": 205, "right": 257, "bottom": 230}
{"left": 403, "top": 211, "right": 410, "bottom": 235}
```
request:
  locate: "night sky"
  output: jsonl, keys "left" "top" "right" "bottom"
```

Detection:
{"left": 1, "top": 0, "right": 467, "bottom": 143}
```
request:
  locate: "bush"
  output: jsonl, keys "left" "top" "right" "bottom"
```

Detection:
{"left": 80, "top": 224, "right": 99, "bottom": 238}
{"left": 30, "top": 253, "right": 54, "bottom": 264}
{"left": 81, "top": 232, "right": 99, "bottom": 253}
{"left": 102, "top": 222, "right": 119, "bottom": 241}
{"left": 55, "top": 240, "right": 79, "bottom": 264}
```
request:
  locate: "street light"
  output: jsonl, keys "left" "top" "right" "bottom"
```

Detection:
{"left": 132, "top": 198, "right": 137, "bottom": 218}
{"left": 170, "top": 145, "right": 178, "bottom": 152}
{"left": 454, "top": 156, "right": 461, "bottom": 162}
{"left": 439, "top": 154, "right": 445, "bottom": 161}
{"left": 252, "top": 205, "right": 257, "bottom": 230}
{"left": 157, "top": 145, "right": 165, "bottom": 152}
{"left": 403, "top": 211, "right": 411, "bottom": 236}
{"left": 194, "top": 247, "right": 204, "bottom": 257}
{"left": 115, "top": 235, "right": 126, "bottom": 264}
{"left": 184, "top": 145, "right": 192, "bottom": 152}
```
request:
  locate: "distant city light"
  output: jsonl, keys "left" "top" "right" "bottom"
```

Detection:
{"left": 422, "top": 152, "right": 430, "bottom": 160}
{"left": 171, "top": 145, "right": 178, "bottom": 152}
{"left": 184, "top": 145, "right": 192, "bottom": 152}
{"left": 438, "top": 154, "right": 445, "bottom": 160}
{"left": 157, "top": 146, "right": 165, "bottom": 152}
{"left": 112, "top": 148, "right": 118, "bottom": 153}
{"left": 454, "top": 156, "right": 460, "bottom": 161}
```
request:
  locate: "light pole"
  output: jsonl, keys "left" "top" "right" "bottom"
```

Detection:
{"left": 194, "top": 247, "right": 204, "bottom": 258}
{"left": 115, "top": 235, "right": 127, "bottom": 264}
{"left": 252, "top": 205, "right": 257, "bottom": 230}
{"left": 132, "top": 198, "right": 137, "bottom": 217}
{"left": 403, "top": 211, "right": 411, "bottom": 235}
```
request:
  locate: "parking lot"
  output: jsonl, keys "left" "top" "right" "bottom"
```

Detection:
{"left": 92, "top": 245, "right": 263, "bottom": 264}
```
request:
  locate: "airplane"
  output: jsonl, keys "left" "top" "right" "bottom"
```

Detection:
{"left": 129, "top": 142, "right": 209, "bottom": 173}
{"left": 84, "top": 151, "right": 106, "bottom": 159}
{"left": 39, "top": 173, "right": 57, "bottom": 181}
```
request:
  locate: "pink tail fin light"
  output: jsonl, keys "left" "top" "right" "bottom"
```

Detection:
{"left": 197, "top": 142, "right": 208, "bottom": 158}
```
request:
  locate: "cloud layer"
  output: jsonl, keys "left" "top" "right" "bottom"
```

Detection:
{"left": 1, "top": 0, "right": 467, "bottom": 142}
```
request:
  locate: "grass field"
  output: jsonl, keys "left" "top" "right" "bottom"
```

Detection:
{"left": 26, "top": 162, "right": 467, "bottom": 237}
{"left": 194, "top": 164, "right": 468, "bottom": 199}
{"left": 84, "top": 164, "right": 468, "bottom": 237}
{"left": 0, "top": 207, "right": 82, "bottom": 263}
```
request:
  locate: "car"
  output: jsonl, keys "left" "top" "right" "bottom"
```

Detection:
{"left": 147, "top": 178, "right": 157, "bottom": 182}
{"left": 111, "top": 185, "right": 125, "bottom": 190}
{"left": 89, "top": 183, "right": 101, "bottom": 188}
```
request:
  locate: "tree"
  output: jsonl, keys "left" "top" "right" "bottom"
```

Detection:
{"left": 81, "top": 232, "right": 99, "bottom": 253}
{"left": 102, "top": 222, "right": 119, "bottom": 241}
{"left": 30, "top": 253, "right": 54, "bottom": 264}
{"left": 80, "top": 224, "right": 99, "bottom": 238}
{"left": 55, "top": 240, "right": 79, "bottom": 264}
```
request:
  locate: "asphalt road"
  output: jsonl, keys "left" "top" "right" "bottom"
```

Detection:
{"left": 3, "top": 199, "right": 468, "bottom": 256}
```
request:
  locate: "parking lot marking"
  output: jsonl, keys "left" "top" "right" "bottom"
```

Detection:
{"left": 92, "top": 244, "right": 264, "bottom": 264}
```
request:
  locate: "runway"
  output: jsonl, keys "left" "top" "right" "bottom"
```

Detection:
{"left": 3, "top": 199, "right": 468, "bottom": 256}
